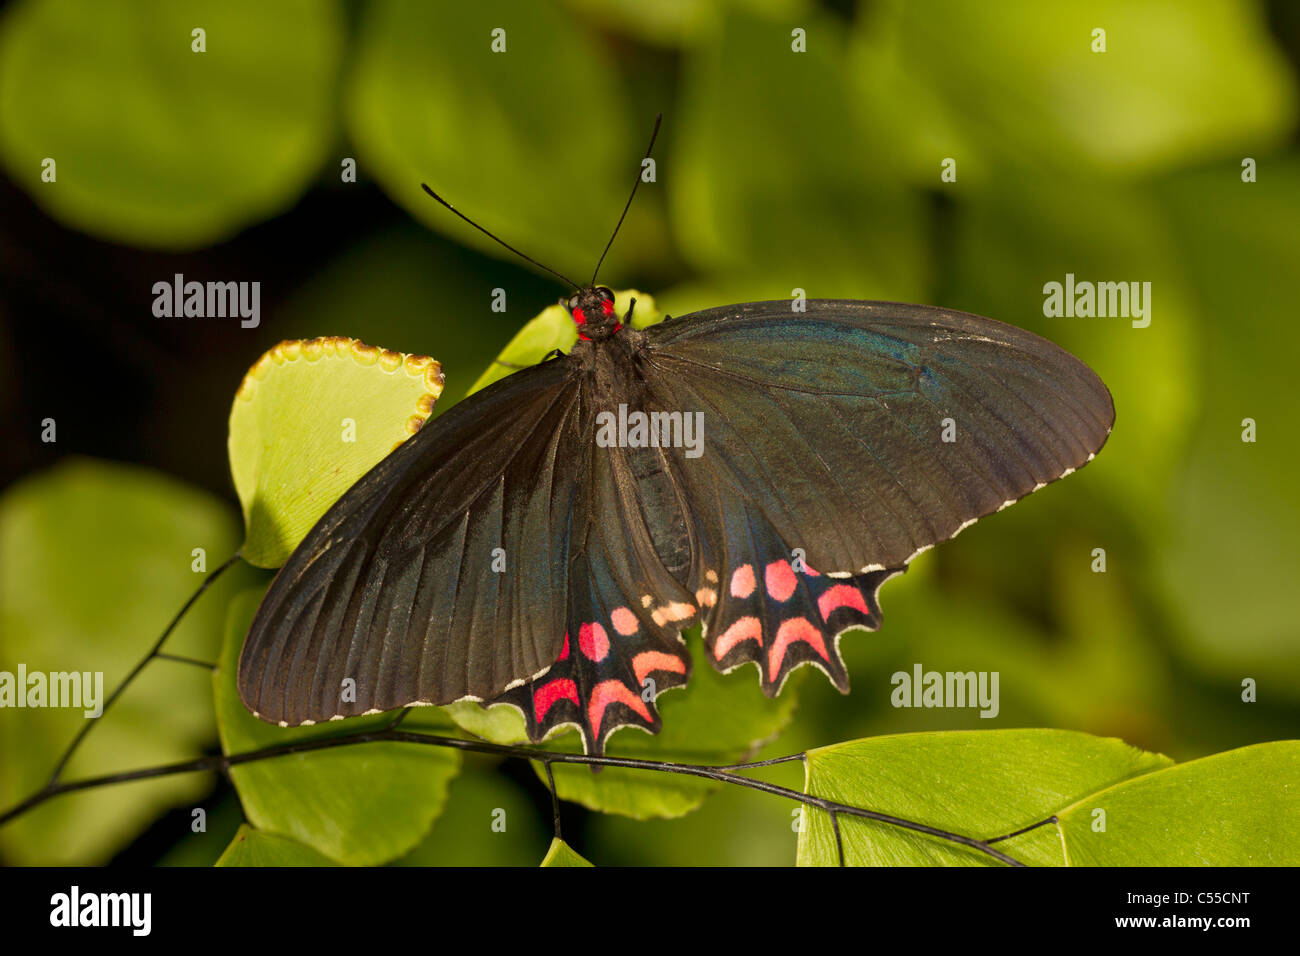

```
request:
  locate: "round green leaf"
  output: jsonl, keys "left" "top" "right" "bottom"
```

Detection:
{"left": 228, "top": 336, "right": 445, "bottom": 568}
{"left": 345, "top": 0, "right": 635, "bottom": 280}
{"left": 0, "top": 0, "right": 344, "bottom": 248}
{"left": 214, "top": 588, "right": 462, "bottom": 865}
{"left": 215, "top": 824, "right": 340, "bottom": 867}
{"left": 0, "top": 458, "right": 242, "bottom": 864}
{"left": 541, "top": 838, "right": 593, "bottom": 867}
{"left": 798, "top": 729, "right": 1171, "bottom": 866}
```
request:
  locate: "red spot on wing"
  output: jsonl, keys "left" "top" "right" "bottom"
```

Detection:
{"left": 610, "top": 606, "right": 639, "bottom": 636}
{"left": 579, "top": 621, "right": 609, "bottom": 661}
{"left": 534, "top": 678, "right": 578, "bottom": 723}
{"left": 765, "top": 560, "right": 798, "bottom": 601}
{"left": 558, "top": 633, "right": 570, "bottom": 661}
{"left": 632, "top": 651, "right": 686, "bottom": 685}
{"left": 730, "top": 564, "right": 756, "bottom": 598}
{"left": 714, "top": 615, "right": 762, "bottom": 660}
{"left": 768, "top": 618, "right": 829, "bottom": 682}
{"left": 817, "top": 584, "right": 870, "bottom": 620}
{"left": 588, "top": 680, "right": 652, "bottom": 740}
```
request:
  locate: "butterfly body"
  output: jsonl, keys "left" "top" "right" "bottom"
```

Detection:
{"left": 239, "top": 296, "right": 1113, "bottom": 754}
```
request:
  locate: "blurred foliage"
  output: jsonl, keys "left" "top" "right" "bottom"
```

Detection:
{"left": 1, "top": 0, "right": 1298, "bottom": 866}
{"left": 0, "top": 0, "right": 344, "bottom": 247}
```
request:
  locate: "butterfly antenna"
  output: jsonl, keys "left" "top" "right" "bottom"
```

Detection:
{"left": 420, "top": 183, "right": 581, "bottom": 289}
{"left": 591, "top": 113, "right": 662, "bottom": 286}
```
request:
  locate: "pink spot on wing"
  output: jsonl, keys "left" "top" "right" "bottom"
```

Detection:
{"left": 768, "top": 618, "right": 829, "bottom": 682}
{"left": 651, "top": 601, "right": 696, "bottom": 627}
{"left": 632, "top": 651, "right": 686, "bottom": 685}
{"left": 557, "top": 633, "right": 570, "bottom": 661}
{"left": 803, "top": 564, "right": 820, "bottom": 577}
{"left": 589, "top": 680, "right": 652, "bottom": 740}
{"left": 714, "top": 616, "right": 762, "bottom": 660}
{"left": 695, "top": 587, "right": 718, "bottom": 608}
{"left": 611, "top": 606, "right": 639, "bottom": 636}
{"left": 730, "top": 564, "right": 756, "bottom": 598}
{"left": 765, "top": 560, "right": 798, "bottom": 601}
{"left": 817, "top": 584, "right": 870, "bottom": 620}
{"left": 579, "top": 621, "right": 609, "bottom": 661}
{"left": 534, "top": 678, "right": 578, "bottom": 723}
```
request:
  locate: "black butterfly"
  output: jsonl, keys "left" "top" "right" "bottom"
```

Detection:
{"left": 237, "top": 123, "right": 1114, "bottom": 756}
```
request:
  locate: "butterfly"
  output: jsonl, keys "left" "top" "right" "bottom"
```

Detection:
{"left": 237, "top": 120, "right": 1114, "bottom": 756}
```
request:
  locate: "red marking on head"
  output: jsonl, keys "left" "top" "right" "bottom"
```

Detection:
{"left": 769, "top": 618, "right": 829, "bottom": 682}
{"left": 817, "top": 584, "right": 870, "bottom": 620}
{"left": 571, "top": 308, "right": 587, "bottom": 326}
{"left": 611, "top": 606, "right": 639, "bottom": 635}
{"left": 579, "top": 621, "right": 609, "bottom": 661}
{"left": 632, "top": 650, "right": 686, "bottom": 685}
{"left": 601, "top": 299, "right": 615, "bottom": 317}
{"left": 730, "top": 564, "right": 756, "bottom": 599}
{"left": 714, "top": 616, "right": 762, "bottom": 659}
{"left": 557, "top": 632, "right": 570, "bottom": 661}
{"left": 534, "top": 678, "right": 578, "bottom": 723}
{"left": 589, "top": 680, "right": 652, "bottom": 740}
{"left": 765, "top": 560, "right": 798, "bottom": 602}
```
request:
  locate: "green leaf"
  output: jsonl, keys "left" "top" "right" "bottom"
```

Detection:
{"left": 852, "top": 0, "right": 1296, "bottom": 180}
{"left": 1055, "top": 741, "right": 1299, "bottom": 865}
{"left": 345, "top": 0, "right": 637, "bottom": 281}
{"left": 215, "top": 824, "right": 340, "bottom": 867}
{"left": 675, "top": 4, "right": 926, "bottom": 296}
{"left": 540, "top": 838, "right": 593, "bottom": 867}
{"left": 0, "top": 458, "right": 242, "bottom": 864}
{"left": 0, "top": 0, "right": 344, "bottom": 248}
{"left": 536, "top": 631, "right": 802, "bottom": 819}
{"left": 213, "top": 588, "right": 462, "bottom": 865}
{"left": 227, "top": 336, "right": 445, "bottom": 568}
{"left": 465, "top": 289, "right": 661, "bottom": 397}
{"left": 798, "top": 729, "right": 1170, "bottom": 866}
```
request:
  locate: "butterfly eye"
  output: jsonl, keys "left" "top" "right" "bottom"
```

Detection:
{"left": 596, "top": 287, "right": 614, "bottom": 301}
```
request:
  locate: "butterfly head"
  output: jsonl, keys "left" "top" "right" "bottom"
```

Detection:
{"left": 565, "top": 286, "right": 621, "bottom": 340}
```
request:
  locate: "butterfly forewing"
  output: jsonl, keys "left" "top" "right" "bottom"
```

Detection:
{"left": 237, "top": 356, "right": 591, "bottom": 725}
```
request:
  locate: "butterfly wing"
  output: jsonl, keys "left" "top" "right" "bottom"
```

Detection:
{"left": 628, "top": 299, "right": 1113, "bottom": 691}
{"left": 237, "top": 355, "right": 592, "bottom": 726}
